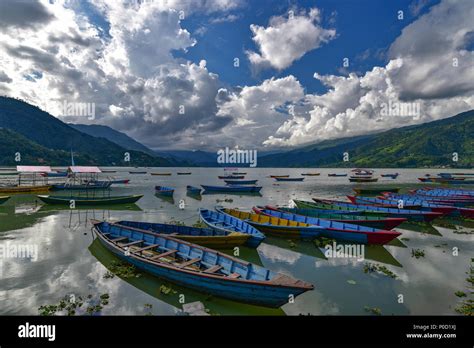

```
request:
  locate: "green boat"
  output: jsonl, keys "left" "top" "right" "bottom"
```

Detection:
{"left": 0, "top": 196, "right": 10, "bottom": 204}
{"left": 353, "top": 187, "right": 400, "bottom": 195}
{"left": 37, "top": 194, "right": 143, "bottom": 206}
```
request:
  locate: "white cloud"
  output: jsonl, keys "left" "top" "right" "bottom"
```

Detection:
{"left": 246, "top": 8, "right": 336, "bottom": 71}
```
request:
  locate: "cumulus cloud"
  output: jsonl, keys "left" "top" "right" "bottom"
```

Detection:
{"left": 246, "top": 8, "right": 336, "bottom": 71}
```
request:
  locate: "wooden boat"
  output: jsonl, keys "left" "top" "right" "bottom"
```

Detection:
{"left": 101, "top": 170, "right": 117, "bottom": 173}
{"left": 349, "top": 177, "right": 378, "bottom": 183}
{"left": 254, "top": 207, "right": 401, "bottom": 245}
{"left": 155, "top": 186, "right": 174, "bottom": 196}
{"left": 266, "top": 206, "right": 406, "bottom": 230}
{"left": 40, "top": 171, "right": 68, "bottom": 178}
{"left": 199, "top": 209, "right": 265, "bottom": 247}
{"left": 274, "top": 177, "right": 304, "bottom": 182}
{"left": 415, "top": 188, "right": 474, "bottom": 197}
{"left": 115, "top": 220, "right": 250, "bottom": 249}
{"left": 201, "top": 185, "right": 262, "bottom": 193}
{"left": 232, "top": 172, "right": 247, "bottom": 175}
{"left": 0, "top": 172, "right": 18, "bottom": 176}
{"left": 353, "top": 187, "right": 400, "bottom": 195}
{"left": 438, "top": 173, "right": 474, "bottom": 177}
{"left": 218, "top": 175, "right": 244, "bottom": 179}
{"left": 381, "top": 173, "right": 399, "bottom": 179}
{"left": 293, "top": 199, "right": 364, "bottom": 215}
{"left": 217, "top": 207, "right": 323, "bottom": 240}
{"left": 92, "top": 220, "right": 312, "bottom": 307}
{"left": 224, "top": 179, "right": 258, "bottom": 185}
{"left": 129, "top": 171, "right": 147, "bottom": 174}
{"left": 151, "top": 173, "right": 172, "bottom": 176}
{"left": 269, "top": 175, "right": 289, "bottom": 178}
{"left": 37, "top": 194, "right": 143, "bottom": 205}
{"left": 88, "top": 179, "right": 130, "bottom": 185}
{"left": 301, "top": 173, "right": 320, "bottom": 176}
{"left": 177, "top": 172, "right": 192, "bottom": 175}
{"left": 328, "top": 173, "right": 347, "bottom": 177}
{"left": 186, "top": 185, "right": 201, "bottom": 194}
{"left": 311, "top": 198, "right": 443, "bottom": 222}
{"left": 0, "top": 185, "right": 51, "bottom": 194}
{"left": 51, "top": 182, "right": 112, "bottom": 190}
{"left": 0, "top": 196, "right": 10, "bottom": 204}
{"left": 347, "top": 196, "right": 422, "bottom": 209}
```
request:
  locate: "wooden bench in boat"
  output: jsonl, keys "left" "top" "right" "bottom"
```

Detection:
{"left": 111, "top": 236, "right": 128, "bottom": 243}
{"left": 150, "top": 249, "right": 177, "bottom": 261}
{"left": 134, "top": 244, "right": 160, "bottom": 253}
{"left": 178, "top": 258, "right": 201, "bottom": 269}
{"left": 228, "top": 273, "right": 241, "bottom": 279}
{"left": 121, "top": 240, "right": 144, "bottom": 247}
{"left": 203, "top": 265, "right": 222, "bottom": 274}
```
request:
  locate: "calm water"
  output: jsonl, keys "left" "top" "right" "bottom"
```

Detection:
{"left": 0, "top": 168, "right": 472, "bottom": 316}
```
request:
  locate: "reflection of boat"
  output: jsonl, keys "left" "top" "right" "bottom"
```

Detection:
{"left": 155, "top": 186, "right": 174, "bottom": 196}
{"left": 274, "top": 177, "right": 304, "bottom": 182}
{"left": 264, "top": 237, "right": 328, "bottom": 260}
{"left": 92, "top": 221, "right": 313, "bottom": 308}
{"left": 186, "top": 185, "right": 201, "bottom": 194}
{"left": 224, "top": 179, "right": 258, "bottom": 185}
{"left": 202, "top": 185, "right": 262, "bottom": 193}
{"left": 270, "top": 175, "right": 289, "bottom": 178}
{"left": 37, "top": 194, "right": 143, "bottom": 205}
{"left": 114, "top": 220, "right": 250, "bottom": 249}
{"left": 88, "top": 239, "right": 283, "bottom": 315}
{"left": 199, "top": 209, "right": 265, "bottom": 247}
{"left": 0, "top": 196, "right": 10, "bottom": 204}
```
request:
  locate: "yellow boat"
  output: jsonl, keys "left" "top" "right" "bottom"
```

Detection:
{"left": 219, "top": 208, "right": 322, "bottom": 239}
{"left": 0, "top": 185, "right": 51, "bottom": 194}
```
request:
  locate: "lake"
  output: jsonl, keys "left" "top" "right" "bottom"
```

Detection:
{"left": 0, "top": 167, "right": 472, "bottom": 316}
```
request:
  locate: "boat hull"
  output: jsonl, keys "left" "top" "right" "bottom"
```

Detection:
{"left": 201, "top": 185, "right": 262, "bottom": 193}
{"left": 0, "top": 185, "right": 51, "bottom": 194}
{"left": 0, "top": 196, "right": 10, "bottom": 204}
{"left": 37, "top": 194, "right": 143, "bottom": 205}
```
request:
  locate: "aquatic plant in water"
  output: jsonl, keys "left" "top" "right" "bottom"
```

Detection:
{"left": 363, "top": 262, "right": 397, "bottom": 278}
{"left": 411, "top": 249, "right": 425, "bottom": 259}
{"left": 38, "top": 293, "right": 110, "bottom": 316}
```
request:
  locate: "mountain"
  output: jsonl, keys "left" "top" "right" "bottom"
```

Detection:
{"left": 158, "top": 150, "right": 217, "bottom": 166}
{"left": 259, "top": 109, "right": 474, "bottom": 168}
{"left": 69, "top": 123, "right": 156, "bottom": 156}
{"left": 0, "top": 96, "right": 174, "bottom": 166}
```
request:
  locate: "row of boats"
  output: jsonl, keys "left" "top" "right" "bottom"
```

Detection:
{"left": 90, "top": 186, "right": 474, "bottom": 308}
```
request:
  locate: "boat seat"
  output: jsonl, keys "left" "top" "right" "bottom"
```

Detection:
{"left": 134, "top": 244, "right": 160, "bottom": 253}
{"left": 121, "top": 240, "right": 144, "bottom": 247}
{"left": 204, "top": 265, "right": 223, "bottom": 274}
{"left": 150, "top": 249, "right": 177, "bottom": 260}
{"left": 178, "top": 258, "right": 201, "bottom": 269}
{"left": 228, "top": 273, "right": 241, "bottom": 279}
{"left": 111, "top": 237, "right": 128, "bottom": 243}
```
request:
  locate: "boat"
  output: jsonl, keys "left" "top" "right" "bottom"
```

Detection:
{"left": 346, "top": 196, "right": 454, "bottom": 215}
{"left": 199, "top": 209, "right": 265, "bottom": 247}
{"left": 151, "top": 173, "right": 172, "bottom": 176}
{"left": 414, "top": 188, "right": 474, "bottom": 197}
{"left": 349, "top": 177, "right": 378, "bottom": 183}
{"left": 232, "top": 172, "right": 247, "bottom": 175}
{"left": 40, "top": 171, "right": 68, "bottom": 178}
{"left": 438, "top": 173, "right": 474, "bottom": 177}
{"left": 201, "top": 185, "right": 262, "bottom": 193}
{"left": 311, "top": 198, "right": 443, "bottom": 222}
{"left": 353, "top": 187, "right": 400, "bottom": 195}
{"left": 114, "top": 220, "right": 250, "bottom": 249}
{"left": 301, "top": 173, "right": 320, "bottom": 176}
{"left": 381, "top": 173, "right": 399, "bottom": 179}
{"left": 101, "top": 170, "right": 117, "bottom": 173}
{"left": 87, "top": 179, "right": 130, "bottom": 185}
{"left": 266, "top": 206, "right": 406, "bottom": 230}
{"left": 177, "top": 172, "right": 192, "bottom": 175}
{"left": 0, "top": 172, "right": 19, "bottom": 176}
{"left": 217, "top": 207, "right": 323, "bottom": 240}
{"left": 92, "top": 220, "right": 312, "bottom": 308}
{"left": 224, "top": 179, "right": 258, "bottom": 185}
{"left": 218, "top": 175, "right": 244, "bottom": 179}
{"left": 254, "top": 207, "right": 401, "bottom": 245}
{"left": 37, "top": 194, "right": 143, "bottom": 205}
{"left": 155, "top": 186, "right": 174, "bottom": 196}
{"left": 186, "top": 185, "right": 201, "bottom": 194}
{"left": 293, "top": 199, "right": 365, "bottom": 215}
{"left": 328, "top": 173, "right": 347, "bottom": 177}
{"left": 269, "top": 175, "right": 289, "bottom": 178}
{"left": 129, "top": 171, "right": 147, "bottom": 174}
{"left": 0, "top": 185, "right": 51, "bottom": 194}
{"left": 51, "top": 182, "right": 112, "bottom": 190}
{"left": 0, "top": 196, "right": 10, "bottom": 204}
{"left": 274, "top": 177, "right": 304, "bottom": 182}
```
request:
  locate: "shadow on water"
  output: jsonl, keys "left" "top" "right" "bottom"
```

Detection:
{"left": 154, "top": 194, "right": 175, "bottom": 205}
{"left": 364, "top": 245, "right": 403, "bottom": 267}
{"left": 399, "top": 222, "right": 442, "bottom": 236}
{"left": 88, "top": 238, "right": 284, "bottom": 316}
{"left": 263, "top": 236, "right": 327, "bottom": 260}
{"left": 186, "top": 192, "right": 202, "bottom": 201}
{"left": 202, "top": 191, "right": 263, "bottom": 197}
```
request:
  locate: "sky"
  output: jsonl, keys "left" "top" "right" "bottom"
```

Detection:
{"left": 0, "top": 0, "right": 473, "bottom": 151}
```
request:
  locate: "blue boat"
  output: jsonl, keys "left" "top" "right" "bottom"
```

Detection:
{"left": 293, "top": 200, "right": 365, "bottom": 215}
{"left": 199, "top": 208, "right": 265, "bottom": 247}
{"left": 274, "top": 177, "right": 304, "bottom": 182}
{"left": 224, "top": 179, "right": 258, "bottom": 185}
{"left": 416, "top": 188, "right": 474, "bottom": 197}
{"left": 51, "top": 182, "right": 112, "bottom": 190}
{"left": 88, "top": 179, "right": 130, "bottom": 185}
{"left": 328, "top": 173, "right": 347, "bottom": 177}
{"left": 253, "top": 207, "right": 401, "bottom": 245}
{"left": 201, "top": 185, "right": 262, "bottom": 193}
{"left": 92, "top": 220, "right": 313, "bottom": 307}
{"left": 155, "top": 186, "right": 174, "bottom": 196}
{"left": 381, "top": 173, "right": 399, "bottom": 179}
{"left": 186, "top": 185, "right": 201, "bottom": 194}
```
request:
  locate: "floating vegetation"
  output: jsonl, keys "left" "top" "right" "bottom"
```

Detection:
{"left": 192, "top": 220, "right": 207, "bottom": 228}
{"left": 455, "top": 291, "right": 467, "bottom": 297}
{"left": 453, "top": 230, "right": 474, "bottom": 235}
{"left": 38, "top": 293, "right": 110, "bottom": 316}
{"left": 364, "top": 306, "right": 382, "bottom": 316}
{"left": 433, "top": 220, "right": 458, "bottom": 229}
{"left": 167, "top": 219, "right": 184, "bottom": 226}
{"left": 411, "top": 249, "right": 425, "bottom": 259}
{"left": 159, "top": 284, "right": 177, "bottom": 295}
{"left": 401, "top": 237, "right": 410, "bottom": 241}
{"left": 313, "top": 237, "right": 336, "bottom": 248}
{"left": 103, "top": 261, "right": 141, "bottom": 279}
{"left": 216, "top": 198, "right": 233, "bottom": 203}
{"left": 454, "top": 260, "right": 473, "bottom": 316}
{"left": 144, "top": 303, "right": 153, "bottom": 316}
{"left": 347, "top": 280, "right": 357, "bottom": 285}
{"left": 287, "top": 240, "right": 297, "bottom": 248}
{"left": 363, "top": 262, "right": 397, "bottom": 278}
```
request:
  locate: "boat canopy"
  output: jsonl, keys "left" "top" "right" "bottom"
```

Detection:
{"left": 68, "top": 166, "right": 102, "bottom": 173}
{"left": 16, "top": 165, "right": 52, "bottom": 173}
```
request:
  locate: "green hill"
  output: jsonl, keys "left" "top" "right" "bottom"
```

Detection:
{"left": 259, "top": 109, "right": 474, "bottom": 168}
{"left": 0, "top": 96, "right": 174, "bottom": 166}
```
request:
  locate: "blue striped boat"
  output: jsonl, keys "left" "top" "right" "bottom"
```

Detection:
{"left": 415, "top": 188, "right": 474, "bottom": 197}
{"left": 155, "top": 186, "right": 174, "bottom": 196}
{"left": 254, "top": 207, "right": 401, "bottom": 245}
{"left": 199, "top": 208, "right": 265, "bottom": 247}
{"left": 201, "top": 185, "right": 262, "bottom": 193}
{"left": 224, "top": 179, "right": 258, "bottom": 185}
{"left": 293, "top": 200, "right": 366, "bottom": 215}
{"left": 92, "top": 220, "right": 313, "bottom": 308}
{"left": 51, "top": 182, "right": 111, "bottom": 190}
{"left": 186, "top": 185, "right": 201, "bottom": 194}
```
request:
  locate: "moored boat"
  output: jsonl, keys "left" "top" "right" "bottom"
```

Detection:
{"left": 353, "top": 187, "right": 400, "bottom": 195}
{"left": 381, "top": 173, "right": 399, "bottom": 179}
{"left": 349, "top": 177, "right": 378, "bottom": 183}
{"left": 186, "top": 185, "right": 201, "bottom": 194}
{"left": 218, "top": 175, "right": 245, "bottom": 179}
{"left": 232, "top": 172, "right": 247, "bottom": 175}
{"left": 328, "top": 173, "right": 347, "bottom": 177}
{"left": 177, "top": 172, "right": 192, "bottom": 175}
{"left": 274, "top": 177, "right": 304, "bottom": 182}
{"left": 0, "top": 196, "right": 10, "bottom": 204}
{"left": 155, "top": 186, "right": 174, "bottom": 196}
{"left": 301, "top": 173, "right": 320, "bottom": 176}
{"left": 201, "top": 185, "right": 262, "bottom": 193}
{"left": 0, "top": 185, "right": 51, "bottom": 194}
{"left": 269, "top": 175, "right": 289, "bottom": 178}
{"left": 151, "top": 173, "right": 172, "bottom": 176}
{"left": 37, "top": 194, "right": 143, "bottom": 205}
{"left": 87, "top": 179, "right": 130, "bottom": 185}
{"left": 224, "top": 179, "right": 258, "bottom": 185}
{"left": 129, "top": 171, "right": 147, "bottom": 174}
{"left": 293, "top": 199, "right": 364, "bottom": 215}
{"left": 254, "top": 207, "right": 401, "bottom": 245}
{"left": 51, "top": 182, "right": 112, "bottom": 190}
{"left": 199, "top": 208, "right": 265, "bottom": 247}
{"left": 92, "top": 220, "right": 313, "bottom": 307}
{"left": 347, "top": 196, "right": 454, "bottom": 215}
{"left": 115, "top": 220, "right": 250, "bottom": 249}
